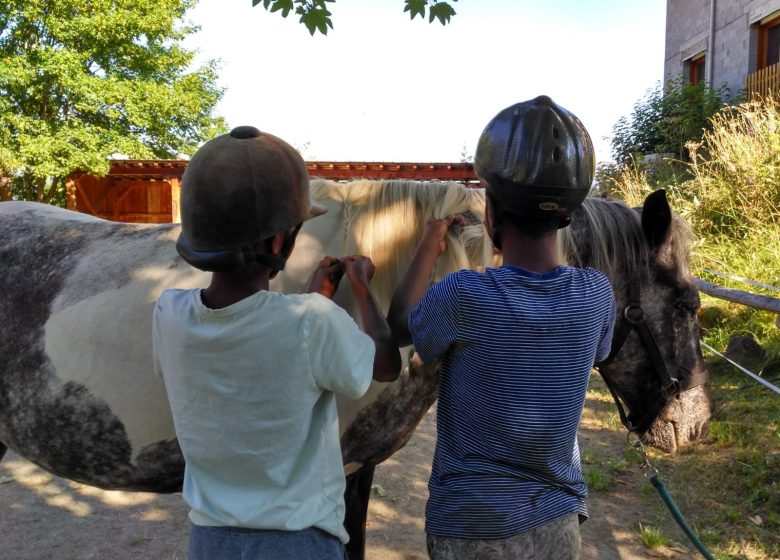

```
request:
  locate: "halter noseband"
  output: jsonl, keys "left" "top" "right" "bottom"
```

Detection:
{"left": 595, "top": 281, "right": 680, "bottom": 435}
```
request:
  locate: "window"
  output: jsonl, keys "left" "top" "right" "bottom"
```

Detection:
{"left": 758, "top": 14, "right": 780, "bottom": 69}
{"left": 689, "top": 54, "right": 706, "bottom": 85}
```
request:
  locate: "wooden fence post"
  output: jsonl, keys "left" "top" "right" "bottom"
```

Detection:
{"left": 693, "top": 278, "right": 780, "bottom": 314}
{"left": 170, "top": 177, "right": 181, "bottom": 223}
{"left": 65, "top": 176, "right": 78, "bottom": 211}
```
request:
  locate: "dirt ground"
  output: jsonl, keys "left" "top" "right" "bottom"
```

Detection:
{"left": 0, "top": 380, "right": 697, "bottom": 560}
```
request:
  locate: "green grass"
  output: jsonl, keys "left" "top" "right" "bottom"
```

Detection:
{"left": 650, "top": 356, "right": 780, "bottom": 559}
{"left": 584, "top": 330, "right": 779, "bottom": 557}
{"left": 581, "top": 447, "right": 623, "bottom": 492}
{"left": 584, "top": 466, "right": 613, "bottom": 491}
{"left": 694, "top": 227, "right": 780, "bottom": 360}
{"left": 638, "top": 522, "right": 669, "bottom": 548}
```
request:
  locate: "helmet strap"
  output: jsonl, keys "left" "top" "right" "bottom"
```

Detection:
{"left": 490, "top": 219, "right": 503, "bottom": 251}
{"left": 485, "top": 193, "right": 504, "bottom": 251}
{"left": 261, "top": 223, "right": 302, "bottom": 279}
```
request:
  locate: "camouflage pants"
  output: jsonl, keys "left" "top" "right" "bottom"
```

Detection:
{"left": 426, "top": 513, "right": 581, "bottom": 560}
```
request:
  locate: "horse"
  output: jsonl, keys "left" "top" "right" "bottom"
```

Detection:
{"left": 0, "top": 179, "right": 709, "bottom": 559}
{"left": 560, "top": 189, "right": 711, "bottom": 452}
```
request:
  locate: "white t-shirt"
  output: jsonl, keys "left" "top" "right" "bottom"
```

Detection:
{"left": 152, "top": 289, "right": 374, "bottom": 543}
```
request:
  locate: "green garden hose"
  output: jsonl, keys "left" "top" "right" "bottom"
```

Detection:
{"left": 649, "top": 474, "right": 715, "bottom": 560}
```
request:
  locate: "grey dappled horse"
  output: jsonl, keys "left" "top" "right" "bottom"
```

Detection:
{"left": 0, "top": 181, "right": 709, "bottom": 559}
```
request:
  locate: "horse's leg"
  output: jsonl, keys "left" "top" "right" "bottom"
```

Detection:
{"left": 0, "top": 442, "right": 6, "bottom": 462}
{"left": 343, "top": 464, "right": 376, "bottom": 560}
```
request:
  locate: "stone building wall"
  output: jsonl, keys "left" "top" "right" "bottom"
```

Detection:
{"left": 664, "top": 0, "right": 780, "bottom": 97}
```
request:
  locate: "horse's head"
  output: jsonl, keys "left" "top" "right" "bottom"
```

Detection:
{"left": 561, "top": 190, "right": 711, "bottom": 452}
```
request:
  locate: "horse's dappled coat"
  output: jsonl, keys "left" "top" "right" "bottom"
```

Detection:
{"left": 0, "top": 206, "right": 187, "bottom": 491}
{"left": 0, "top": 179, "right": 490, "bottom": 491}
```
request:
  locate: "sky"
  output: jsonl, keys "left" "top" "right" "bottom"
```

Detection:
{"left": 182, "top": 0, "right": 667, "bottom": 165}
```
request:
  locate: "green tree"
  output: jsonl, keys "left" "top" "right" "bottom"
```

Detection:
{"left": 0, "top": 0, "right": 225, "bottom": 204}
{"left": 253, "top": 0, "right": 458, "bottom": 35}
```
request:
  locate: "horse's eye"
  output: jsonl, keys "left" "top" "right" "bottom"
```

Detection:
{"left": 676, "top": 288, "right": 700, "bottom": 314}
{"left": 678, "top": 297, "right": 700, "bottom": 313}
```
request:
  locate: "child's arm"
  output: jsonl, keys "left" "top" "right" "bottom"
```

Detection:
{"left": 387, "top": 215, "right": 464, "bottom": 347}
{"left": 343, "top": 256, "right": 402, "bottom": 383}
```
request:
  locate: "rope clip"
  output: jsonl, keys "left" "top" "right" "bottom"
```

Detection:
{"left": 627, "top": 432, "right": 658, "bottom": 478}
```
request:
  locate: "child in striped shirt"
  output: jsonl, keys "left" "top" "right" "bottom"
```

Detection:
{"left": 388, "top": 96, "right": 616, "bottom": 560}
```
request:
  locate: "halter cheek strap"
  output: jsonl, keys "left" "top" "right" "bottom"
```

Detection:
{"left": 595, "top": 281, "right": 681, "bottom": 435}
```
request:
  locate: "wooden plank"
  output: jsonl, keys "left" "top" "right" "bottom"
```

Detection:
{"left": 170, "top": 177, "right": 181, "bottom": 224}
{"left": 693, "top": 278, "right": 780, "bottom": 313}
{"left": 108, "top": 160, "right": 187, "bottom": 179}
{"left": 65, "top": 177, "right": 78, "bottom": 211}
{"left": 306, "top": 162, "right": 478, "bottom": 182}
{"left": 747, "top": 61, "right": 780, "bottom": 100}
{"left": 77, "top": 179, "right": 99, "bottom": 217}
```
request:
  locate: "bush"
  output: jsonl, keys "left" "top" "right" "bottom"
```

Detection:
{"left": 610, "top": 77, "right": 727, "bottom": 166}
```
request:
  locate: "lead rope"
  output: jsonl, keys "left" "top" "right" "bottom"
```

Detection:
{"left": 628, "top": 434, "right": 714, "bottom": 560}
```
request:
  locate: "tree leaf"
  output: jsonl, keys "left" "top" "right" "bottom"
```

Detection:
{"left": 404, "top": 0, "right": 427, "bottom": 20}
{"left": 255, "top": 0, "right": 457, "bottom": 31}
{"left": 428, "top": 2, "right": 456, "bottom": 25}
{"left": 270, "top": 0, "right": 294, "bottom": 17}
{"left": 300, "top": 5, "right": 333, "bottom": 36}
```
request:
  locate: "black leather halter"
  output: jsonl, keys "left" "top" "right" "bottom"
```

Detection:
{"left": 595, "top": 282, "right": 681, "bottom": 435}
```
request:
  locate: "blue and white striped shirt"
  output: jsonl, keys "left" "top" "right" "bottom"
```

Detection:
{"left": 409, "top": 265, "right": 615, "bottom": 539}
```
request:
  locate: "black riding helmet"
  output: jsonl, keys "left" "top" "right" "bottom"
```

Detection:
{"left": 176, "top": 126, "right": 326, "bottom": 272}
{"left": 474, "top": 95, "right": 595, "bottom": 226}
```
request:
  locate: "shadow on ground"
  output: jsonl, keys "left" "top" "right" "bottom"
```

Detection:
{"left": 0, "top": 373, "right": 695, "bottom": 560}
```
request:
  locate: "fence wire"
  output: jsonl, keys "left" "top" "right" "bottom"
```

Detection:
{"left": 701, "top": 268, "right": 780, "bottom": 293}
{"left": 700, "top": 340, "right": 780, "bottom": 395}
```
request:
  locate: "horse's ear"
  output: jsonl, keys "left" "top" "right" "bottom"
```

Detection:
{"left": 641, "top": 189, "right": 672, "bottom": 250}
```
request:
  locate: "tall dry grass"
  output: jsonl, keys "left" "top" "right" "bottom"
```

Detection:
{"left": 683, "top": 96, "right": 780, "bottom": 240}
{"left": 607, "top": 95, "right": 780, "bottom": 360}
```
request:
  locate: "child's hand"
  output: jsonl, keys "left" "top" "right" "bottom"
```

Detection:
{"left": 421, "top": 215, "right": 466, "bottom": 256}
{"left": 308, "top": 256, "right": 345, "bottom": 299}
{"left": 343, "top": 255, "right": 375, "bottom": 288}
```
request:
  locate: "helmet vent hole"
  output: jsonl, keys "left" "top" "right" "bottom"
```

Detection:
{"left": 552, "top": 126, "right": 560, "bottom": 139}
{"left": 553, "top": 146, "right": 563, "bottom": 163}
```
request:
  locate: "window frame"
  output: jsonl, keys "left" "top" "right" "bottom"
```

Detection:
{"left": 689, "top": 53, "right": 706, "bottom": 85}
{"left": 758, "top": 13, "right": 780, "bottom": 70}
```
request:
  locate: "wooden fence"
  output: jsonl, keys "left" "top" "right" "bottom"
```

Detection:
{"left": 67, "top": 161, "right": 478, "bottom": 224}
{"left": 694, "top": 276, "right": 780, "bottom": 330}
{"left": 746, "top": 62, "right": 780, "bottom": 100}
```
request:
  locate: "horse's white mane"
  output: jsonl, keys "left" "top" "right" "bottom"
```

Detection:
{"left": 309, "top": 179, "right": 492, "bottom": 307}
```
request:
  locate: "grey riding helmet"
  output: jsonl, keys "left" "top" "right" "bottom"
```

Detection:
{"left": 177, "top": 126, "right": 327, "bottom": 271}
{"left": 474, "top": 95, "right": 595, "bottom": 220}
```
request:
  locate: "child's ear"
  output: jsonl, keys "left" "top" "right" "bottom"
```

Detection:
{"left": 269, "top": 232, "right": 287, "bottom": 256}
